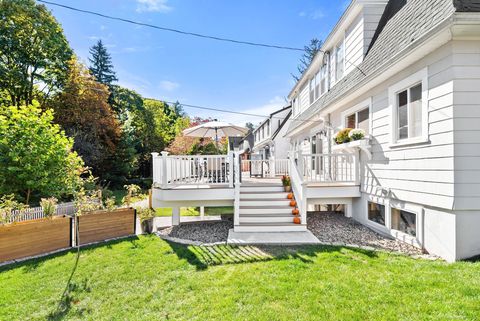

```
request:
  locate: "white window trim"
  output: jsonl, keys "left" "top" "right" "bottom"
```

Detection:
{"left": 365, "top": 198, "right": 388, "bottom": 230}
{"left": 388, "top": 68, "right": 429, "bottom": 148}
{"left": 389, "top": 200, "right": 423, "bottom": 248}
{"left": 341, "top": 97, "right": 372, "bottom": 132}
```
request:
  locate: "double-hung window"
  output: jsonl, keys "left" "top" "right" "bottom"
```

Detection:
{"left": 345, "top": 108, "right": 370, "bottom": 134}
{"left": 320, "top": 64, "right": 327, "bottom": 94}
{"left": 309, "top": 78, "right": 315, "bottom": 104}
{"left": 389, "top": 68, "right": 428, "bottom": 146}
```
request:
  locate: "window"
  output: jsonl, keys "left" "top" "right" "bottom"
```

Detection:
{"left": 389, "top": 68, "right": 428, "bottom": 146}
{"left": 335, "top": 41, "right": 344, "bottom": 81}
{"left": 396, "top": 83, "right": 422, "bottom": 140}
{"left": 345, "top": 107, "right": 370, "bottom": 134}
{"left": 309, "top": 78, "right": 315, "bottom": 104}
{"left": 314, "top": 71, "right": 320, "bottom": 100}
{"left": 267, "top": 121, "right": 270, "bottom": 136}
{"left": 320, "top": 64, "right": 328, "bottom": 94}
{"left": 391, "top": 208, "right": 416, "bottom": 237}
{"left": 368, "top": 202, "right": 385, "bottom": 226}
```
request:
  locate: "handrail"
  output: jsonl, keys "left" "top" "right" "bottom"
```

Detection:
{"left": 299, "top": 153, "right": 358, "bottom": 183}
{"left": 233, "top": 152, "right": 241, "bottom": 226}
{"left": 289, "top": 153, "right": 307, "bottom": 225}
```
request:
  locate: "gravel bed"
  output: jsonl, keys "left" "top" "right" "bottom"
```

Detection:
{"left": 308, "top": 212, "right": 426, "bottom": 256}
{"left": 157, "top": 216, "right": 233, "bottom": 244}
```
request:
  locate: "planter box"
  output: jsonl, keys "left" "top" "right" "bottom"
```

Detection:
{"left": 332, "top": 138, "right": 371, "bottom": 159}
{"left": 77, "top": 208, "right": 136, "bottom": 245}
{"left": 0, "top": 216, "right": 72, "bottom": 263}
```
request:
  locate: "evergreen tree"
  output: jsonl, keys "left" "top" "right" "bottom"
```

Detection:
{"left": 88, "top": 39, "right": 118, "bottom": 86}
{"left": 292, "top": 38, "right": 323, "bottom": 82}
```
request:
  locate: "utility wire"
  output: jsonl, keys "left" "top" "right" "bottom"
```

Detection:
{"left": 37, "top": 0, "right": 304, "bottom": 52}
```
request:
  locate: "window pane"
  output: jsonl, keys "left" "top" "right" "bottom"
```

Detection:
{"left": 397, "top": 90, "right": 408, "bottom": 139}
{"left": 357, "top": 108, "right": 369, "bottom": 134}
{"left": 391, "top": 208, "right": 416, "bottom": 237}
{"left": 410, "top": 84, "right": 422, "bottom": 138}
{"left": 321, "top": 65, "right": 327, "bottom": 94}
{"left": 368, "top": 202, "right": 385, "bottom": 226}
{"left": 346, "top": 114, "right": 356, "bottom": 129}
{"left": 309, "top": 79, "right": 315, "bottom": 103}
{"left": 336, "top": 43, "right": 344, "bottom": 80}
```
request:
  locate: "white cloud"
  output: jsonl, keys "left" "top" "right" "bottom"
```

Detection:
{"left": 159, "top": 80, "right": 180, "bottom": 91}
{"left": 299, "top": 9, "right": 325, "bottom": 20}
{"left": 136, "top": 0, "right": 172, "bottom": 13}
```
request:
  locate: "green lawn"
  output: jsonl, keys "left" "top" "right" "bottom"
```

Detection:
{"left": 156, "top": 206, "right": 233, "bottom": 217}
{"left": 1, "top": 236, "right": 480, "bottom": 320}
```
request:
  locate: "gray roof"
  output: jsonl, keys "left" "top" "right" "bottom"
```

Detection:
{"left": 287, "top": 0, "right": 459, "bottom": 135}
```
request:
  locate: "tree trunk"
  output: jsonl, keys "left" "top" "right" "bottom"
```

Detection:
{"left": 25, "top": 189, "right": 31, "bottom": 205}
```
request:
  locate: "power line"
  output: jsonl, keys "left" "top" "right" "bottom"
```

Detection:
{"left": 37, "top": 0, "right": 304, "bottom": 52}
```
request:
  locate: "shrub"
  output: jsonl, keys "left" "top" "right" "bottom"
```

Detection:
{"left": 349, "top": 129, "right": 366, "bottom": 141}
{"left": 40, "top": 197, "right": 58, "bottom": 219}
{"left": 0, "top": 194, "right": 27, "bottom": 224}
{"left": 335, "top": 128, "right": 353, "bottom": 144}
{"left": 281, "top": 175, "right": 291, "bottom": 187}
{"left": 137, "top": 207, "right": 155, "bottom": 223}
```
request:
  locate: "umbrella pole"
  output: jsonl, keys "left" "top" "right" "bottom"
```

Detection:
{"left": 215, "top": 128, "right": 219, "bottom": 154}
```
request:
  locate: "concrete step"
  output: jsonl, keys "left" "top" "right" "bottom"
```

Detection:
{"left": 239, "top": 192, "right": 290, "bottom": 200}
{"left": 239, "top": 214, "right": 294, "bottom": 224}
{"left": 227, "top": 229, "right": 320, "bottom": 245}
{"left": 233, "top": 223, "right": 307, "bottom": 232}
{"left": 240, "top": 186, "right": 285, "bottom": 193}
{"left": 239, "top": 206, "right": 293, "bottom": 214}
{"left": 239, "top": 200, "right": 292, "bottom": 207}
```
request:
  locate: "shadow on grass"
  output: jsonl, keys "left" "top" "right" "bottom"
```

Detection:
{"left": 165, "top": 241, "right": 379, "bottom": 271}
{"left": 47, "top": 278, "right": 91, "bottom": 320}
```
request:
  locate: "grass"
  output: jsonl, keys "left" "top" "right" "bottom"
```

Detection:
{"left": 156, "top": 206, "right": 233, "bottom": 217}
{"left": 1, "top": 236, "right": 480, "bottom": 320}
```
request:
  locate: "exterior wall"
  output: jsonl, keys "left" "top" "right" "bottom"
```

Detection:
{"left": 452, "top": 40, "right": 480, "bottom": 210}
{"left": 345, "top": 13, "right": 364, "bottom": 74}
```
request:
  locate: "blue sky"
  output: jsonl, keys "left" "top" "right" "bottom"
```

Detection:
{"left": 44, "top": 0, "right": 348, "bottom": 125}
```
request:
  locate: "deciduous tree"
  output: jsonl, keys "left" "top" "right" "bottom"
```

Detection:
{"left": 0, "top": 103, "right": 84, "bottom": 204}
{"left": 0, "top": 0, "right": 72, "bottom": 106}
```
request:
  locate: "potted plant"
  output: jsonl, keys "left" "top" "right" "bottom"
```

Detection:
{"left": 348, "top": 128, "right": 366, "bottom": 141}
{"left": 281, "top": 175, "right": 291, "bottom": 192}
{"left": 137, "top": 208, "right": 155, "bottom": 234}
{"left": 334, "top": 128, "right": 353, "bottom": 145}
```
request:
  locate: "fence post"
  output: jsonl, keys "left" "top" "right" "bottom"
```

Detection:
{"left": 160, "top": 151, "right": 169, "bottom": 189}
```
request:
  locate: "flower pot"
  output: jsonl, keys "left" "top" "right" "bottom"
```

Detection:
{"left": 141, "top": 218, "right": 154, "bottom": 234}
{"left": 284, "top": 186, "right": 292, "bottom": 193}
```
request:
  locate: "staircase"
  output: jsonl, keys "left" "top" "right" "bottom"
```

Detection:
{"left": 234, "top": 182, "right": 307, "bottom": 232}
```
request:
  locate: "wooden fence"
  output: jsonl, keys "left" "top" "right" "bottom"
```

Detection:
{"left": 77, "top": 208, "right": 136, "bottom": 245}
{"left": 0, "top": 208, "right": 136, "bottom": 264}
{"left": 7, "top": 202, "right": 76, "bottom": 224}
{"left": 0, "top": 216, "right": 72, "bottom": 263}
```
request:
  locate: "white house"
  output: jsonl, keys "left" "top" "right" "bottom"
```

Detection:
{"left": 251, "top": 105, "right": 292, "bottom": 161}
{"left": 151, "top": 0, "right": 480, "bottom": 262}
{"left": 285, "top": 0, "right": 480, "bottom": 262}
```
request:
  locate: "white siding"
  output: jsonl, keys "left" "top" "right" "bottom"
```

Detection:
{"left": 330, "top": 42, "right": 456, "bottom": 210}
{"left": 452, "top": 40, "right": 480, "bottom": 210}
{"left": 345, "top": 13, "right": 364, "bottom": 74}
{"left": 298, "top": 83, "right": 310, "bottom": 115}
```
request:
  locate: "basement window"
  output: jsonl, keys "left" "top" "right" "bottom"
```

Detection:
{"left": 391, "top": 208, "right": 416, "bottom": 237}
{"left": 368, "top": 202, "right": 385, "bottom": 226}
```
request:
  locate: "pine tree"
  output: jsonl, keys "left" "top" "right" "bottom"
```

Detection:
{"left": 88, "top": 39, "right": 118, "bottom": 86}
{"left": 292, "top": 38, "right": 323, "bottom": 82}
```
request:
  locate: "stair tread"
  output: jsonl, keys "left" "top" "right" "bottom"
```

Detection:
{"left": 240, "top": 206, "right": 292, "bottom": 209}
{"left": 240, "top": 213, "right": 294, "bottom": 217}
{"left": 240, "top": 191, "right": 288, "bottom": 194}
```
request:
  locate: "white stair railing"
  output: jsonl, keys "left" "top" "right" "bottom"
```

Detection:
{"left": 289, "top": 151, "right": 307, "bottom": 225}
{"left": 234, "top": 152, "right": 241, "bottom": 226}
{"left": 300, "top": 153, "right": 358, "bottom": 184}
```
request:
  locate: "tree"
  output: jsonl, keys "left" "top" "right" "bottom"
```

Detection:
{"left": 52, "top": 57, "right": 121, "bottom": 180}
{"left": 0, "top": 102, "right": 84, "bottom": 204}
{"left": 245, "top": 122, "right": 255, "bottom": 133}
{"left": 0, "top": 0, "right": 72, "bottom": 106}
{"left": 89, "top": 39, "right": 118, "bottom": 87}
{"left": 292, "top": 38, "right": 323, "bottom": 81}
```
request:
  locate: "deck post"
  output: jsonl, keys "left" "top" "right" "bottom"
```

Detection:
{"left": 228, "top": 151, "right": 234, "bottom": 188}
{"left": 151, "top": 152, "right": 159, "bottom": 187}
{"left": 270, "top": 156, "right": 276, "bottom": 178}
{"left": 172, "top": 207, "right": 180, "bottom": 226}
{"left": 200, "top": 206, "right": 205, "bottom": 219}
{"left": 160, "top": 151, "right": 169, "bottom": 189}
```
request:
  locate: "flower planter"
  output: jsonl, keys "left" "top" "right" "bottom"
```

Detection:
{"left": 0, "top": 216, "right": 72, "bottom": 263}
{"left": 140, "top": 218, "right": 154, "bottom": 234}
{"left": 284, "top": 186, "right": 292, "bottom": 193}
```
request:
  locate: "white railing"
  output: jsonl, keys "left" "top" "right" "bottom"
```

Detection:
{"left": 240, "top": 158, "right": 290, "bottom": 177}
{"left": 234, "top": 152, "right": 241, "bottom": 226}
{"left": 297, "top": 153, "right": 358, "bottom": 184}
{"left": 152, "top": 152, "right": 234, "bottom": 188}
{"left": 289, "top": 154, "right": 307, "bottom": 225}
{"left": 5, "top": 201, "right": 76, "bottom": 224}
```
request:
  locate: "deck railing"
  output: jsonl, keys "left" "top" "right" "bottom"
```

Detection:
{"left": 152, "top": 152, "right": 234, "bottom": 188}
{"left": 292, "top": 152, "right": 359, "bottom": 184}
{"left": 240, "top": 158, "right": 290, "bottom": 178}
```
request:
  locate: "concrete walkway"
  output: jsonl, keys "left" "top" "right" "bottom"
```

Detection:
{"left": 227, "top": 229, "right": 321, "bottom": 245}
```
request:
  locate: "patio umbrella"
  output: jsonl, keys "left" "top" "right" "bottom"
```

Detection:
{"left": 183, "top": 121, "right": 248, "bottom": 152}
